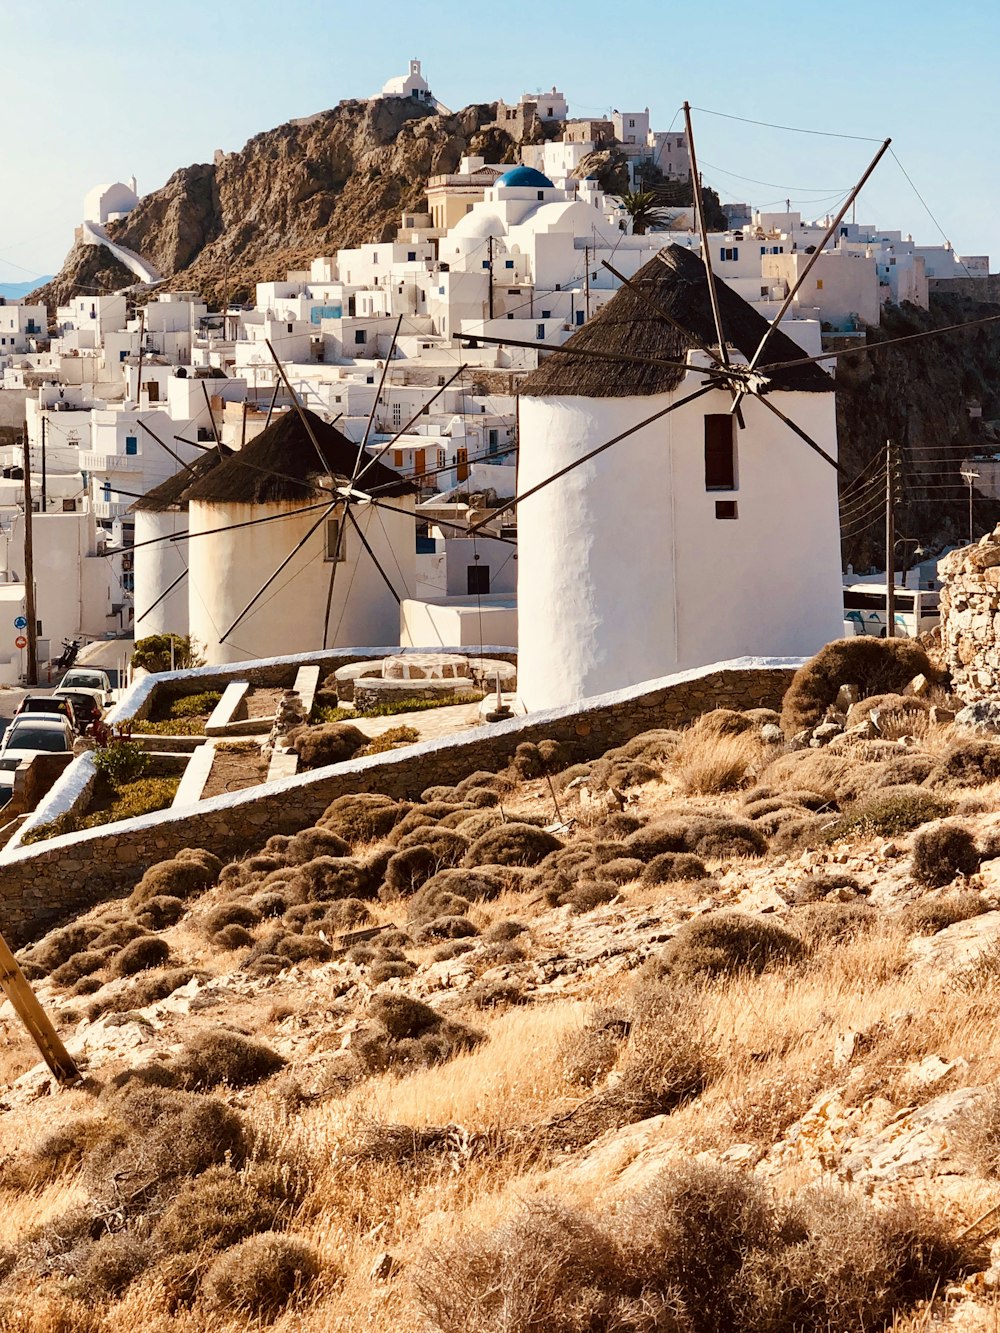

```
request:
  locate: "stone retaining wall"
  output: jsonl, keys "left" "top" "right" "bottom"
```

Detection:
{"left": 939, "top": 531, "right": 1000, "bottom": 699}
{"left": 0, "top": 658, "right": 798, "bottom": 947}
{"left": 113, "top": 646, "right": 520, "bottom": 723}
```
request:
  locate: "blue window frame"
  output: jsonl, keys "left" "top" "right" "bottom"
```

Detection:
{"left": 124, "top": 436, "right": 138, "bottom": 456}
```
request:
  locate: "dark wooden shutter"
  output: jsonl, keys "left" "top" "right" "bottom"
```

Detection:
{"left": 704, "top": 415, "right": 736, "bottom": 490}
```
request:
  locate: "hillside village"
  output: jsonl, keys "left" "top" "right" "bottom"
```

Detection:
{"left": 5, "top": 50, "right": 1000, "bottom": 1333}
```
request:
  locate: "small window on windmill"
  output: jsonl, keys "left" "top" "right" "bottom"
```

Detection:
{"left": 325, "top": 516, "right": 346, "bottom": 562}
{"left": 715, "top": 500, "right": 738, "bottom": 520}
{"left": 704, "top": 415, "right": 736, "bottom": 491}
{"left": 467, "top": 564, "right": 490, "bottom": 594}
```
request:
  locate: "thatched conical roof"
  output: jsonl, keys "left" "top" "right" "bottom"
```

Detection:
{"left": 519, "top": 244, "right": 834, "bottom": 399}
{"left": 130, "top": 445, "right": 234, "bottom": 513}
{"left": 184, "top": 407, "right": 414, "bottom": 505}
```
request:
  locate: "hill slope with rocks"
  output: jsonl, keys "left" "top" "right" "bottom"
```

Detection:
{"left": 32, "top": 98, "right": 513, "bottom": 309}
{"left": 7, "top": 642, "right": 1000, "bottom": 1328}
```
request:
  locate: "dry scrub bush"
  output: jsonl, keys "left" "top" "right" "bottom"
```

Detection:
{"left": 671, "top": 727, "right": 764, "bottom": 795}
{"left": 465, "top": 822, "right": 563, "bottom": 867}
{"left": 780, "top": 637, "right": 931, "bottom": 736}
{"left": 910, "top": 821, "right": 981, "bottom": 887}
{"left": 284, "top": 826, "right": 351, "bottom": 862}
{"left": 288, "top": 855, "right": 370, "bottom": 902}
{"left": 845, "top": 692, "right": 931, "bottom": 729}
{"left": 130, "top": 855, "right": 218, "bottom": 905}
{"left": 319, "top": 792, "right": 411, "bottom": 843}
{"left": 354, "top": 993, "right": 484, "bottom": 1073}
{"left": 202, "top": 1232, "right": 321, "bottom": 1317}
{"left": 825, "top": 786, "right": 951, "bottom": 840}
{"left": 169, "top": 1028, "right": 286, "bottom": 1090}
{"left": 647, "top": 913, "right": 806, "bottom": 983}
{"left": 558, "top": 1008, "right": 629, "bottom": 1087}
{"left": 641, "top": 852, "right": 709, "bottom": 885}
{"left": 415, "top": 1160, "right": 971, "bottom": 1333}
{"left": 111, "top": 935, "right": 170, "bottom": 977}
{"left": 152, "top": 1163, "right": 300, "bottom": 1261}
{"left": 929, "top": 739, "right": 1000, "bottom": 788}
{"left": 135, "top": 894, "right": 186, "bottom": 930}
{"left": 292, "top": 720, "right": 366, "bottom": 768}
{"left": 901, "top": 890, "right": 986, "bottom": 934}
{"left": 955, "top": 1085, "right": 1000, "bottom": 1177}
{"left": 792, "top": 900, "right": 878, "bottom": 946}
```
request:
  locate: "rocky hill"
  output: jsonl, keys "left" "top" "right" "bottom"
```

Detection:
{"left": 6, "top": 648, "right": 1000, "bottom": 1329}
{"left": 32, "top": 98, "right": 513, "bottom": 309}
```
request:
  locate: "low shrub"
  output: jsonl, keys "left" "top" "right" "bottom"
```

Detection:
{"left": 408, "top": 884, "right": 473, "bottom": 925}
{"left": 131, "top": 854, "right": 219, "bottom": 905}
{"left": 930, "top": 739, "right": 1000, "bottom": 788}
{"left": 355, "top": 993, "right": 484, "bottom": 1073}
{"left": 911, "top": 821, "right": 981, "bottom": 888}
{"left": 202, "top": 1232, "right": 321, "bottom": 1317}
{"left": 601, "top": 856, "right": 645, "bottom": 885}
{"left": 285, "top": 826, "right": 351, "bottom": 863}
{"left": 289, "top": 855, "right": 369, "bottom": 902}
{"left": 213, "top": 923, "right": 254, "bottom": 951}
{"left": 671, "top": 728, "right": 763, "bottom": 795}
{"left": 360, "top": 724, "right": 421, "bottom": 755}
{"left": 97, "top": 967, "right": 204, "bottom": 1017}
{"left": 902, "top": 890, "right": 987, "bottom": 934}
{"left": 780, "top": 637, "right": 932, "bottom": 736}
{"left": 792, "top": 900, "right": 878, "bottom": 944}
{"left": 415, "top": 1159, "right": 975, "bottom": 1333}
{"left": 170, "top": 1028, "right": 286, "bottom": 1091}
{"left": 293, "top": 721, "right": 367, "bottom": 769}
{"left": 322, "top": 789, "right": 413, "bottom": 842}
{"left": 135, "top": 894, "right": 187, "bottom": 930}
{"left": 93, "top": 1086, "right": 249, "bottom": 1187}
{"left": 648, "top": 913, "right": 806, "bottom": 983}
{"left": 829, "top": 786, "right": 951, "bottom": 839}
{"left": 93, "top": 739, "right": 148, "bottom": 787}
{"left": 152, "top": 1164, "right": 296, "bottom": 1259}
{"left": 164, "top": 690, "right": 223, "bottom": 720}
{"left": 112, "top": 935, "right": 170, "bottom": 977}
{"left": 50, "top": 949, "right": 109, "bottom": 987}
{"left": 692, "top": 818, "right": 768, "bottom": 860}
{"left": 75, "top": 1231, "right": 152, "bottom": 1297}
{"left": 465, "top": 822, "right": 563, "bottom": 867}
{"left": 202, "top": 903, "right": 259, "bottom": 936}
{"left": 641, "top": 852, "right": 709, "bottom": 884}
{"left": 564, "top": 881, "right": 619, "bottom": 914}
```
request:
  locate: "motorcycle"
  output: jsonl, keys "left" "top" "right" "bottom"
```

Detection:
{"left": 54, "top": 638, "right": 81, "bottom": 670}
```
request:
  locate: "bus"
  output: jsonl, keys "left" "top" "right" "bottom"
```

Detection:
{"left": 843, "top": 583, "right": 940, "bottom": 639}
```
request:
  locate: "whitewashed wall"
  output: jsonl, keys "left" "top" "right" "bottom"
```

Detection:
{"left": 516, "top": 368, "right": 843, "bottom": 709}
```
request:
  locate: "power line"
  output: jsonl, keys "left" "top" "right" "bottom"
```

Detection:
{"left": 690, "top": 105, "right": 885, "bottom": 143}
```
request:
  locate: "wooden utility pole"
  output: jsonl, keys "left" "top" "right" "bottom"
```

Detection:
{"left": 487, "top": 234, "right": 495, "bottom": 321}
{"left": 886, "top": 438, "right": 897, "bottom": 638}
{"left": 0, "top": 931, "right": 80, "bottom": 1087}
{"left": 22, "top": 432, "right": 37, "bottom": 685}
{"left": 40, "top": 414, "right": 47, "bottom": 514}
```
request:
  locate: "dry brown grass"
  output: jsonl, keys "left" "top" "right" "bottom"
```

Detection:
{"left": 670, "top": 728, "right": 766, "bottom": 795}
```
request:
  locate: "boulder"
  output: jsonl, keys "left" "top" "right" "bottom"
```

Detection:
{"left": 954, "top": 700, "right": 1000, "bottom": 736}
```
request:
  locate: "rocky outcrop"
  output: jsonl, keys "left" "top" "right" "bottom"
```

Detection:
{"left": 939, "top": 526, "right": 1000, "bottom": 698}
{"left": 33, "top": 99, "right": 511, "bottom": 310}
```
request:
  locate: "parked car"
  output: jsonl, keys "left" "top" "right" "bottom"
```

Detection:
{"left": 51, "top": 687, "right": 103, "bottom": 733}
{"left": 59, "top": 668, "right": 113, "bottom": 707}
{"left": 0, "top": 716, "right": 75, "bottom": 791}
{"left": 13, "top": 693, "right": 76, "bottom": 731}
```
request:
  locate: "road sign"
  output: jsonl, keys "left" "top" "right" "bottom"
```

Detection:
{"left": 14, "top": 636, "right": 27, "bottom": 649}
{"left": 12, "top": 616, "right": 26, "bottom": 630}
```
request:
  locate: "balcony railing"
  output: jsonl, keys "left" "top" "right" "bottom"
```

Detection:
{"left": 79, "top": 451, "right": 144, "bottom": 473}
{"left": 92, "top": 500, "right": 132, "bottom": 519}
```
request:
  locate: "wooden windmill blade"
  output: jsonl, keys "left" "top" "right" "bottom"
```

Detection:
{"left": 727, "top": 135, "right": 892, "bottom": 419}
{"left": 682, "top": 100, "right": 746, "bottom": 429}
{"left": 351, "top": 314, "right": 404, "bottom": 486}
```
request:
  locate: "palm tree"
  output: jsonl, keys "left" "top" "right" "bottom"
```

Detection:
{"left": 616, "top": 189, "right": 672, "bottom": 236}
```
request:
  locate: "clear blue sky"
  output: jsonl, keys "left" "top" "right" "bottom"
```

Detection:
{"left": 2, "top": 0, "right": 997, "bottom": 283}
